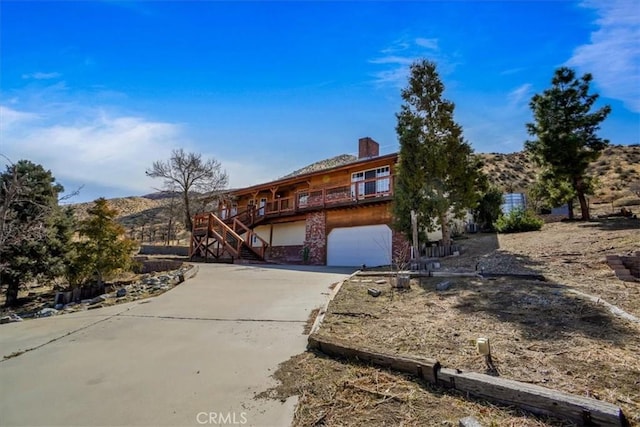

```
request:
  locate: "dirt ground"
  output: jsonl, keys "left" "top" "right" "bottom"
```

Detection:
{"left": 260, "top": 218, "right": 640, "bottom": 426}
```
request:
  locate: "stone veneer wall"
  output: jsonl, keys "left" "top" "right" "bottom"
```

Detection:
{"left": 606, "top": 253, "right": 640, "bottom": 282}
{"left": 268, "top": 245, "right": 304, "bottom": 264}
{"left": 304, "top": 211, "right": 327, "bottom": 265}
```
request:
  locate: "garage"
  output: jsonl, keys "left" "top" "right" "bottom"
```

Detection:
{"left": 327, "top": 224, "right": 392, "bottom": 267}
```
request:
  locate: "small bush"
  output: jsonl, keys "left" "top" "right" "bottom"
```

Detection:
{"left": 495, "top": 208, "right": 544, "bottom": 233}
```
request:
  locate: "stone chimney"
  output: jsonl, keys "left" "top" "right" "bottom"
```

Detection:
{"left": 358, "top": 137, "right": 380, "bottom": 159}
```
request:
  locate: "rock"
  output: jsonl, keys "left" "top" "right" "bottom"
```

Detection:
{"left": 39, "top": 308, "right": 58, "bottom": 317}
{"left": 54, "top": 303, "right": 64, "bottom": 310}
{"left": 459, "top": 416, "right": 484, "bottom": 427}
{"left": 116, "top": 288, "right": 127, "bottom": 298}
{"left": 87, "top": 304, "right": 103, "bottom": 310}
{"left": 374, "top": 280, "right": 386, "bottom": 284}
{"left": 0, "top": 313, "right": 22, "bottom": 323}
{"left": 367, "top": 288, "right": 382, "bottom": 297}
{"left": 436, "top": 280, "right": 452, "bottom": 291}
{"left": 145, "top": 278, "right": 161, "bottom": 286}
{"left": 89, "top": 295, "right": 106, "bottom": 305}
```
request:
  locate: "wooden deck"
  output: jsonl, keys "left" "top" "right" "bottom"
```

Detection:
{"left": 225, "top": 175, "right": 394, "bottom": 225}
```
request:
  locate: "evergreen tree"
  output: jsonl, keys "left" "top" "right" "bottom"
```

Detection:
{"left": 69, "top": 198, "right": 138, "bottom": 287}
{"left": 0, "top": 160, "right": 71, "bottom": 307}
{"left": 526, "top": 67, "right": 611, "bottom": 220}
{"left": 393, "top": 60, "right": 483, "bottom": 245}
{"left": 528, "top": 169, "right": 580, "bottom": 217}
{"left": 474, "top": 187, "right": 504, "bottom": 231}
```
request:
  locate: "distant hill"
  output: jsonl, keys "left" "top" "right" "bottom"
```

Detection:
{"left": 282, "top": 154, "right": 358, "bottom": 178}
{"left": 68, "top": 144, "right": 639, "bottom": 242}
{"left": 480, "top": 144, "right": 640, "bottom": 203}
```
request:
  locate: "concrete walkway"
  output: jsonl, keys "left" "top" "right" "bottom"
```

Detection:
{"left": 0, "top": 264, "right": 353, "bottom": 427}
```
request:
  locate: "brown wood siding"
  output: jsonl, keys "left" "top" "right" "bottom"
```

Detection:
{"left": 232, "top": 156, "right": 397, "bottom": 200}
{"left": 325, "top": 203, "right": 393, "bottom": 233}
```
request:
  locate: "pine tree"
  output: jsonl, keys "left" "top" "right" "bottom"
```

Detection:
{"left": 0, "top": 160, "right": 71, "bottom": 307}
{"left": 526, "top": 67, "right": 611, "bottom": 220}
{"left": 393, "top": 60, "right": 483, "bottom": 245}
{"left": 69, "top": 198, "right": 138, "bottom": 287}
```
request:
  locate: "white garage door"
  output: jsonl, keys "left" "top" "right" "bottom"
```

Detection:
{"left": 327, "top": 225, "right": 392, "bottom": 267}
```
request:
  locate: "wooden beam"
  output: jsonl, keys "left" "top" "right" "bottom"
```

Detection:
{"left": 438, "top": 368, "right": 628, "bottom": 426}
{"left": 308, "top": 334, "right": 628, "bottom": 426}
{"left": 307, "top": 334, "right": 440, "bottom": 384}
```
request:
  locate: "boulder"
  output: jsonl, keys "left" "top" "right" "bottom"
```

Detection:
{"left": 436, "top": 280, "right": 452, "bottom": 291}
{"left": 39, "top": 308, "right": 58, "bottom": 317}
{"left": 89, "top": 295, "right": 106, "bottom": 305}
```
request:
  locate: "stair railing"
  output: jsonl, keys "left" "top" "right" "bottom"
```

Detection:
{"left": 232, "top": 218, "right": 269, "bottom": 259}
{"left": 207, "top": 213, "right": 247, "bottom": 258}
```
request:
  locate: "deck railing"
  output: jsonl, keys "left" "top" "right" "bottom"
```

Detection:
{"left": 249, "top": 175, "right": 394, "bottom": 218}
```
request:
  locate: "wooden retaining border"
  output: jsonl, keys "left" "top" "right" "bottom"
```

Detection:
{"left": 307, "top": 334, "right": 628, "bottom": 426}
{"left": 308, "top": 334, "right": 440, "bottom": 384}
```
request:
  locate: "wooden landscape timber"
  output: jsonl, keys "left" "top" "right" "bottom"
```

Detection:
{"left": 307, "top": 334, "right": 440, "bottom": 384}
{"left": 307, "top": 334, "right": 629, "bottom": 427}
{"left": 438, "top": 368, "right": 628, "bottom": 427}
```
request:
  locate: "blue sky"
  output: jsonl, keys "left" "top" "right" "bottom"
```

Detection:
{"left": 1, "top": 1, "right": 639, "bottom": 202}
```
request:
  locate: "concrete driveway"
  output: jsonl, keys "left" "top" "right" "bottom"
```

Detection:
{"left": 0, "top": 264, "right": 353, "bottom": 427}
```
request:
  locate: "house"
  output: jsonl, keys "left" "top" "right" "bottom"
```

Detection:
{"left": 190, "top": 137, "right": 409, "bottom": 267}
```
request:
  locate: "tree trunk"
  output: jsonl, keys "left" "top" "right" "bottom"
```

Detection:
{"left": 577, "top": 192, "right": 590, "bottom": 220}
{"left": 183, "top": 191, "right": 193, "bottom": 232}
{"left": 4, "top": 277, "right": 19, "bottom": 307}
{"left": 567, "top": 200, "right": 574, "bottom": 220}
{"left": 439, "top": 214, "right": 451, "bottom": 246}
{"left": 166, "top": 217, "right": 172, "bottom": 246}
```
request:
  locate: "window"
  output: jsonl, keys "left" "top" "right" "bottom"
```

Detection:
{"left": 351, "top": 165, "right": 390, "bottom": 198}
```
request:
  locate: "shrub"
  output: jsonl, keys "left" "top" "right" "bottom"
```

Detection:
{"left": 474, "top": 187, "right": 504, "bottom": 231}
{"left": 495, "top": 208, "right": 544, "bottom": 233}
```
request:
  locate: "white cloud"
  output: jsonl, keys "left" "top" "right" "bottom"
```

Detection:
{"left": 567, "top": 0, "right": 640, "bottom": 112}
{"left": 22, "top": 72, "right": 62, "bottom": 80}
{"left": 370, "top": 36, "right": 455, "bottom": 87}
{"left": 500, "top": 67, "right": 525, "bottom": 76}
{"left": 0, "top": 105, "right": 39, "bottom": 128}
{"left": 368, "top": 55, "right": 415, "bottom": 66}
{"left": 507, "top": 83, "right": 533, "bottom": 109}
{"left": 415, "top": 37, "right": 439, "bottom": 50}
{"left": 1, "top": 104, "right": 181, "bottom": 197}
{"left": 1, "top": 99, "right": 283, "bottom": 201}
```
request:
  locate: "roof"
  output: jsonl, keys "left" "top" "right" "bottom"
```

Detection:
{"left": 282, "top": 154, "right": 358, "bottom": 178}
{"left": 229, "top": 152, "right": 399, "bottom": 196}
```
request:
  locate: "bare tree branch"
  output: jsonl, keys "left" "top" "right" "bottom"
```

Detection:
{"left": 146, "top": 149, "right": 229, "bottom": 232}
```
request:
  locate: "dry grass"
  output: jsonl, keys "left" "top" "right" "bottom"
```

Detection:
{"left": 494, "top": 219, "right": 640, "bottom": 318}
{"left": 259, "top": 351, "right": 573, "bottom": 427}
{"left": 259, "top": 218, "right": 640, "bottom": 426}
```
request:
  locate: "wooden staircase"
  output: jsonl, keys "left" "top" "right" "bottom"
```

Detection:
{"left": 189, "top": 212, "right": 268, "bottom": 262}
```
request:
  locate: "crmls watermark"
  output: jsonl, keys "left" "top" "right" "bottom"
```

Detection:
{"left": 196, "top": 412, "right": 248, "bottom": 425}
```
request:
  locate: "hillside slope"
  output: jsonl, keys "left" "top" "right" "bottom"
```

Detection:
{"left": 69, "top": 145, "right": 640, "bottom": 239}
{"left": 480, "top": 144, "right": 640, "bottom": 203}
